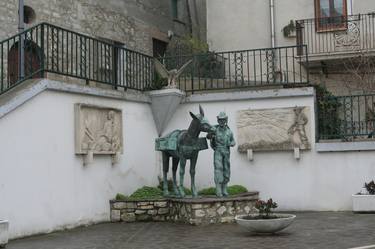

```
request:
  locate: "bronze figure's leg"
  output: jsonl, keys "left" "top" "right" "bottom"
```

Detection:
{"left": 178, "top": 158, "right": 187, "bottom": 197}
{"left": 172, "top": 157, "right": 179, "bottom": 196}
{"left": 214, "top": 150, "right": 224, "bottom": 197}
{"left": 190, "top": 154, "right": 198, "bottom": 197}
{"left": 162, "top": 152, "right": 170, "bottom": 197}
{"left": 222, "top": 152, "right": 230, "bottom": 196}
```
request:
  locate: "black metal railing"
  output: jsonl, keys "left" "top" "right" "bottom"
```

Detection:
{"left": 159, "top": 45, "right": 309, "bottom": 93}
{"left": 318, "top": 93, "right": 375, "bottom": 140}
{"left": 296, "top": 13, "right": 375, "bottom": 56}
{"left": 0, "top": 22, "right": 154, "bottom": 95}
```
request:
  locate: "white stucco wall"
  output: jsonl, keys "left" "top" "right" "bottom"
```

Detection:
{"left": 0, "top": 89, "right": 158, "bottom": 239}
{"left": 162, "top": 88, "right": 375, "bottom": 211}
{"left": 207, "top": 0, "right": 375, "bottom": 51}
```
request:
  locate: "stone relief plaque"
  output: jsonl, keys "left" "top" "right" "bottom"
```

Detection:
{"left": 75, "top": 104, "right": 123, "bottom": 155}
{"left": 236, "top": 106, "right": 311, "bottom": 152}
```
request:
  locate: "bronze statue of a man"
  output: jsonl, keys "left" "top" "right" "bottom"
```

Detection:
{"left": 207, "top": 112, "right": 236, "bottom": 197}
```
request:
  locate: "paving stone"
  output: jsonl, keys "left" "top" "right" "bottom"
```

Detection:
{"left": 6, "top": 212, "right": 375, "bottom": 249}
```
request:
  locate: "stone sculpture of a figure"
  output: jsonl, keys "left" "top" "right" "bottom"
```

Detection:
{"left": 207, "top": 112, "right": 236, "bottom": 197}
{"left": 288, "top": 107, "right": 308, "bottom": 147}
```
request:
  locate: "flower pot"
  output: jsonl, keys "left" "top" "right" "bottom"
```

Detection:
{"left": 235, "top": 213, "right": 296, "bottom": 233}
{"left": 0, "top": 220, "right": 9, "bottom": 247}
{"left": 352, "top": 194, "right": 375, "bottom": 213}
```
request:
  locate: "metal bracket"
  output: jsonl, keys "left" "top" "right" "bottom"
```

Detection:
{"left": 83, "top": 151, "right": 94, "bottom": 166}
{"left": 247, "top": 149, "right": 254, "bottom": 161}
{"left": 294, "top": 147, "right": 300, "bottom": 160}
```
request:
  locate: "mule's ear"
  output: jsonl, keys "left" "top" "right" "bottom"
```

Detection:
{"left": 199, "top": 105, "right": 204, "bottom": 117}
{"left": 190, "top": 111, "right": 198, "bottom": 120}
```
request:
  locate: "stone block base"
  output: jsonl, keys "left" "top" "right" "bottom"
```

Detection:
{"left": 110, "top": 192, "right": 259, "bottom": 225}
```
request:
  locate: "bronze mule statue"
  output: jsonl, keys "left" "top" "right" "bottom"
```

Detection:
{"left": 155, "top": 106, "right": 213, "bottom": 197}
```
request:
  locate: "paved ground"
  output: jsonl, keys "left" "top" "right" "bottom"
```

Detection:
{"left": 6, "top": 212, "right": 375, "bottom": 249}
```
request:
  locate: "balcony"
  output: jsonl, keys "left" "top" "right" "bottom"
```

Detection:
{"left": 296, "top": 13, "right": 375, "bottom": 72}
{"left": 160, "top": 45, "right": 309, "bottom": 93}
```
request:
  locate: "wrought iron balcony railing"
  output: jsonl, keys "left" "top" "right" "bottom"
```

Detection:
{"left": 0, "top": 22, "right": 154, "bottom": 95}
{"left": 318, "top": 93, "right": 375, "bottom": 140}
{"left": 0, "top": 23, "right": 309, "bottom": 96}
{"left": 159, "top": 45, "right": 309, "bottom": 93}
{"left": 296, "top": 13, "right": 375, "bottom": 56}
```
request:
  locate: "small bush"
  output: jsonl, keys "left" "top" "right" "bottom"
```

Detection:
{"left": 115, "top": 193, "right": 127, "bottom": 200}
{"left": 198, "top": 187, "right": 216, "bottom": 196}
{"left": 198, "top": 185, "right": 248, "bottom": 196}
{"left": 129, "top": 186, "right": 163, "bottom": 199}
{"left": 228, "top": 185, "right": 248, "bottom": 195}
{"left": 255, "top": 198, "right": 278, "bottom": 218}
{"left": 365, "top": 180, "right": 375, "bottom": 195}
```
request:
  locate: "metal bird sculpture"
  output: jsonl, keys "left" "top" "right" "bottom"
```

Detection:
{"left": 154, "top": 58, "right": 193, "bottom": 88}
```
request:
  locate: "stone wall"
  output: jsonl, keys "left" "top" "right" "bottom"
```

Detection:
{"left": 0, "top": 0, "right": 206, "bottom": 55}
{"left": 110, "top": 192, "right": 259, "bottom": 225}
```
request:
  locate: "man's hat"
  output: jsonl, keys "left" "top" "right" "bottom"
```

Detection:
{"left": 217, "top": 111, "right": 228, "bottom": 119}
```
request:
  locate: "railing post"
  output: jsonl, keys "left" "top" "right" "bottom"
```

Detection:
{"left": 296, "top": 21, "right": 303, "bottom": 56}
{"left": 40, "top": 23, "right": 45, "bottom": 78}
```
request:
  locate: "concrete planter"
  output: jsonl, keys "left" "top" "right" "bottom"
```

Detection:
{"left": 0, "top": 220, "right": 9, "bottom": 247}
{"left": 235, "top": 213, "right": 296, "bottom": 233}
{"left": 352, "top": 194, "right": 375, "bottom": 213}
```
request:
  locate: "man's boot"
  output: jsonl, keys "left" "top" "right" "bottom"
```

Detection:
{"left": 215, "top": 183, "right": 223, "bottom": 197}
{"left": 222, "top": 183, "right": 229, "bottom": 196}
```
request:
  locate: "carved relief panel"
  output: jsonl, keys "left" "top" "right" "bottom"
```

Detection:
{"left": 236, "top": 106, "right": 311, "bottom": 152}
{"left": 75, "top": 104, "right": 123, "bottom": 155}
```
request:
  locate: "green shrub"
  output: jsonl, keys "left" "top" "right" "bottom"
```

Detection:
{"left": 115, "top": 193, "right": 127, "bottom": 200}
{"left": 198, "top": 185, "right": 248, "bottom": 196}
{"left": 198, "top": 187, "right": 216, "bottom": 196}
{"left": 227, "top": 185, "right": 248, "bottom": 195}
{"left": 129, "top": 186, "right": 163, "bottom": 199}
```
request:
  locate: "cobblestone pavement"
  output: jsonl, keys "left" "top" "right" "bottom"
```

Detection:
{"left": 7, "top": 212, "right": 375, "bottom": 249}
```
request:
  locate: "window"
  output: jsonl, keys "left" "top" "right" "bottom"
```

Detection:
{"left": 315, "top": 0, "right": 347, "bottom": 31}
{"left": 171, "top": 0, "right": 178, "bottom": 19}
{"left": 153, "top": 38, "right": 168, "bottom": 58}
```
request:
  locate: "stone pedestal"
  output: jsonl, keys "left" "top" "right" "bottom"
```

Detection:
{"left": 110, "top": 192, "right": 259, "bottom": 225}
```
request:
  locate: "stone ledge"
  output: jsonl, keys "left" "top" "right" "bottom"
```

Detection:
{"left": 316, "top": 141, "right": 375, "bottom": 152}
{"left": 110, "top": 192, "right": 259, "bottom": 225}
{"left": 184, "top": 87, "right": 314, "bottom": 103}
{"left": 0, "top": 78, "right": 150, "bottom": 119}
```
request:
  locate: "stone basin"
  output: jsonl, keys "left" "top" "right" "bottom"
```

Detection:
{"left": 235, "top": 213, "right": 296, "bottom": 233}
{"left": 0, "top": 220, "right": 9, "bottom": 247}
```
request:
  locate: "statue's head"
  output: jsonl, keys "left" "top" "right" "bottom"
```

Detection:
{"left": 217, "top": 111, "right": 228, "bottom": 128}
{"left": 189, "top": 105, "right": 214, "bottom": 133}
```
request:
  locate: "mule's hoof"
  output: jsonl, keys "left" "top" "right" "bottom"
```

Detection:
{"left": 163, "top": 190, "right": 170, "bottom": 197}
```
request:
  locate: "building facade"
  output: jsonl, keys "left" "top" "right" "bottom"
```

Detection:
{"left": 0, "top": 0, "right": 206, "bottom": 56}
{"left": 207, "top": 0, "right": 375, "bottom": 95}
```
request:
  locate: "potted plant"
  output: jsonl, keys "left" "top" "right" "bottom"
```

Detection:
{"left": 282, "top": 20, "right": 296, "bottom": 38}
{"left": 352, "top": 180, "right": 375, "bottom": 213}
{"left": 0, "top": 220, "right": 9, "bottom": 247}
{"left": 235, "top": 198, "right": 296, "bottom": 233}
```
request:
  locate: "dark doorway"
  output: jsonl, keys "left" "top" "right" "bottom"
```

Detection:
{"left": 153, "top": 38, "right": 168, "bottom": 58}
{"left": 8, "top": 40, "right": 43, "bottom": 85}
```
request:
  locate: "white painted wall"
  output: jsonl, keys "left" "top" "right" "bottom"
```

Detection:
{"left": 0, "top": 90, "right": 158, "bottom": 239}
{"left": 207, "top": 0, "right": 375, "bottom": 51}
{"left": 162, "top": 88, "right": 375, "bottom": 211}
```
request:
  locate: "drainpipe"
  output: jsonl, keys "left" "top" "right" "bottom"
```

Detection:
{"left": 269, "top": 0, "right": 276, "bottom": 48}
{"left": 18, "top": 0, "right": 25, "bottom": 80}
